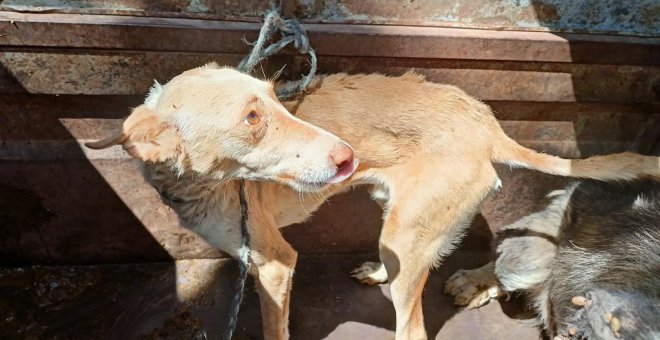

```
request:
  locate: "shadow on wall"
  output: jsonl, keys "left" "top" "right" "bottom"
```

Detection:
{"left": 527, "top": 0, "right": 659, "bottom": 156}
{"left": 0, "top": 94, "right": 186, "bottom": 338}
{"left": 0, "top": 93, "right": 259, "bottom": 338}
{"left": 0, "top": 94, "right": 173, "bottom": 266}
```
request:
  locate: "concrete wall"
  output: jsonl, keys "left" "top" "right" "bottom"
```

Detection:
{"left": 2, "top": 0, "right": 657, "bottom": 35}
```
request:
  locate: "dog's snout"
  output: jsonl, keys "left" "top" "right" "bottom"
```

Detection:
{"left": 330, "top": 143, "right": 354, "bottom": 171}
{"left": 325, "top": 142, "right": 356, "bottom": 184}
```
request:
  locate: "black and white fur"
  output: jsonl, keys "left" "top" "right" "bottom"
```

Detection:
{"left": 445, "top": 118, "right": 660, "bottom": 340}
{"left": 527, "top": 180, "right": 657, "bottom": 338}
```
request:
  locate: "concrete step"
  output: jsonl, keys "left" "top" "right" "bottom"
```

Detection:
{"left": 0, "top": 247, "right": 540, "bottom": 339}
{"left": 1, "top": 12, "right": 658, "bottom": 102}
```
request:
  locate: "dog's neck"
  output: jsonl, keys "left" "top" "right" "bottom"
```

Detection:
{"left": 141, "top": 162, "right": 239, "bottom": 227}
{"left": 141, "top": 162, "right": 336, "bottom": 234}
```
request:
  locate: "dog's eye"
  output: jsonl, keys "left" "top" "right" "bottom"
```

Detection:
{"left": 243, "top": 111, "right": 260, "bottom": 126}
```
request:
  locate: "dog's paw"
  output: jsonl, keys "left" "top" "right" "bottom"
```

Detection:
{"left": 350, "top": 261, "right": 388, "bottom": 286}
{"left": 444, "top": 263, "right": 506, "bottom": 309}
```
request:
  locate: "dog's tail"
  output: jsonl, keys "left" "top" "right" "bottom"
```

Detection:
{"left": 491, "top": 131, "right": 660, "bottom": 181}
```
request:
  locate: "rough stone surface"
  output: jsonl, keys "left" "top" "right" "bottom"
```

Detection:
{"left": 2, "top": 50, "right": 658, "bottom": 101}
{"left": 0, "top": 249, "right": 541, "bottom": 339}
{"left": 1, "top": 12, "right": 659, "bottom": 97}
{"left": 1, "top": 0, "right": 657, "bottom": 36}
{"left": 292, "top": 0, "right": 660, "bottom": 36}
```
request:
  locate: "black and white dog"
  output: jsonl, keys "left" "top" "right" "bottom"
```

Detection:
{"left": 445, "top": 117, "right": 660, "bottom": 340}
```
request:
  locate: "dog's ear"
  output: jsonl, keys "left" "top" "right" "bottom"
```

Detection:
{"left": 85, "top": 105, "right": 180, "bottom": 163}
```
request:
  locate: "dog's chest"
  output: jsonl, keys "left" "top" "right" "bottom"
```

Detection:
{"left": 274, "top": 207, "right": 313, "bottom": 228}
{"left": 269, "top": 189, "right": 328, "bottom": 228}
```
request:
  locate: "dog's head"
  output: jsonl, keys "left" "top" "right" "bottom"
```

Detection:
{"left": 86, "top": 63, "right": 357, "bottom": 192}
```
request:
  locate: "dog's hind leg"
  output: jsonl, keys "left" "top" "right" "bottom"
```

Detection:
{"left": 248, "top": 213, "right": 298, "bottom": 340}
{"left": 379, "top": 161, "right": 499, "bottom": 340}
{"left": 492, "top": 186, "right": 570, "bottom": 292}
{"left": 443, "top": 196, "right": 566, "bottom": 310}
{"left": 351, "top": 184, "right": 390, "bottom": 285}
{"left": 378, "top": 218, "right": 432, "bottom": 340}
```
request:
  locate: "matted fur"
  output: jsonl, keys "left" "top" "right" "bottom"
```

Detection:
{"left": 446, "top": 116, "right": 660, "bottom": 340}
{"left": 446, "top": 180, "right": 660, "bottom": 340}
{"left": 88, "top": 65, "right": 660, "bottom": 339}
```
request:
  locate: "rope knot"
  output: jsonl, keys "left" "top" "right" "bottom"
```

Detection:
{"left": 280, "top": 19, "right": 310, "bottom": 52}
{"left": 237, "top": 9, "right": 317, "bottom": 100}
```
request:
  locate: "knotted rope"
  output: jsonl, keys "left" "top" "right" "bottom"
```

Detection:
{"left": 238, "top": 9, "right": 317, "bottom": 100}
{"left": 223, "top": 8, "right": 316, "bottom": 340}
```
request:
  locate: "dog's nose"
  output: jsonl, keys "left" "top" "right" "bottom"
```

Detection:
{"left": 330, "top": 142, "right": 354, "bottom": 172}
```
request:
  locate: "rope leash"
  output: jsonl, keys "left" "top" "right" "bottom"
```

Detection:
{"left": 238, "top": 9, "right": 317, "bottom": 100}
{"left": 223, "top": 7, "right": 317, "bottom": 340}
{"left": 223, "top": 180, "right": 250, "bottom": 340}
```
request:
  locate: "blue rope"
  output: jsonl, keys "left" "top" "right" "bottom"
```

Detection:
{"left": 223, "top": 7, "right": 316, "bottom": 340}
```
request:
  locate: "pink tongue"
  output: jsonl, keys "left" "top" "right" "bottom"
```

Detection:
{"left": 327, "top": 158, "right": 357, "bottom": 184}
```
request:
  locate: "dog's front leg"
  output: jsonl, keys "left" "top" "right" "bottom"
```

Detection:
{"left": 249, "top": 216, "right": 298, "bottom": 340}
